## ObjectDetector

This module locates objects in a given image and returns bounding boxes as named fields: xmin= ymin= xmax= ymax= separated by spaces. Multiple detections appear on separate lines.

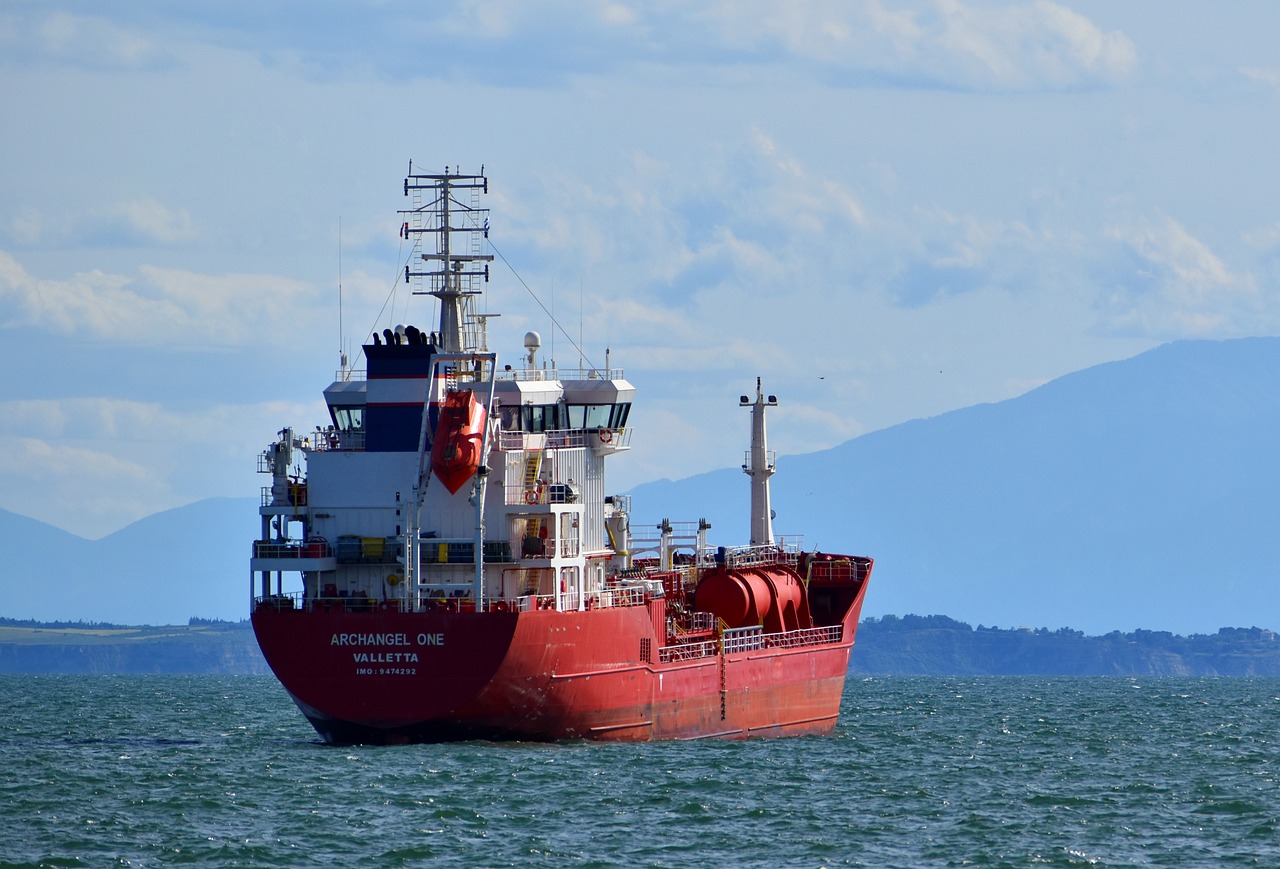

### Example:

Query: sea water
xmin=2 ymin=675 xmax=1278 ymax=867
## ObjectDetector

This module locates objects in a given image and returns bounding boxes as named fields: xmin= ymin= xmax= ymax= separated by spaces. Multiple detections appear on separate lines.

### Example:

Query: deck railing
xmin=766 ymin=624 xmax=843 ymax=648
xmin=310 ymin=430 xmax=366 ymax=452
xmin=596 ymin=584 xmax=648 ymax=608
xmin=718 ymin=541 xmax=802 ymax=569
xmin=251 ymin=540 xmax=333 ymax=559
xmin=722 ymin=625 xmax=765 ymax=653
xmin=658 ymin=640 xmax=718 ymax=663
xmin=496 ymin=367 xmax=625 ymax=383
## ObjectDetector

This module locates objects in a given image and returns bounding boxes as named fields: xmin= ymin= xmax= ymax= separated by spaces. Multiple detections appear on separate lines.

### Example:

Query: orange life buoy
xmin=524 ymin=488 xmax=539 ymax=505
xmin=599 ymin=428 xmax=613 ymax=444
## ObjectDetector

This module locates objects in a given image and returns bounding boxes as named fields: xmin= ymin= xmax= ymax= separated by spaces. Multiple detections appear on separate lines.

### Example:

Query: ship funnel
xmin=742 ymin=378 xmax=777 ymax=546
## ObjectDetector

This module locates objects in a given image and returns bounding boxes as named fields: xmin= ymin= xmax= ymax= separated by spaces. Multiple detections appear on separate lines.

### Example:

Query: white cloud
xmin=696 ymin=0 xmax=1136 ymax=91
xmin=1101 ymin=215 xmax=1264 ymax=338
xmin=5 ymin=197 xmax=198 ymax=249
xmin=2 ymin=2 xmax=1135 ymax=92
xmin=0 ymin=9 xmax=175 ymax=70
xmin=3 ymin=1 xmax=1277 ymax=539
xmin=110 ymin=197 xmax=199 ymax=245
xmin=0 ymin=397 xmax=321 ymax=539
xmin=1240 ymin=66 xmax=1280 ymax=95
xmin=0 ymin=251 xmax=327 ymax=347
xmin=928 ymin=0 xmax=1136 ymax=89
xmin=1244 ymin=221 xmax=1280 ymax=252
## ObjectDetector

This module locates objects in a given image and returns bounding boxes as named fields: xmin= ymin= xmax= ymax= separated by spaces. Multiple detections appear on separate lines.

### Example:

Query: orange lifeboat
xmin=694 ymin=565 xmax=813 ymax=633
xmin=430 ymin=390 xmax=487 ymax=494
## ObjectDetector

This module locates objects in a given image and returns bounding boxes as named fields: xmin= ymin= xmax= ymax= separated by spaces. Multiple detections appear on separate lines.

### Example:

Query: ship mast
xmin=403 ymin=166 xmax=493 ymax=352
xmin=400 ymin=166 xmax=499 ymax=609
xmin=741 ymin=378 xmax=778 ymax=546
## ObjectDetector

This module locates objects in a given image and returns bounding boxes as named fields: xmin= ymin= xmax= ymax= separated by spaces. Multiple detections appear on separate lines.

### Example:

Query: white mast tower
xmin=741 ymin=378 xmax=778 ymax=546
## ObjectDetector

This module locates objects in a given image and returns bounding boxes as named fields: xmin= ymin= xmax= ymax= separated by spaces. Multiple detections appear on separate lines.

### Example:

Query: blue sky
xmin=2 ymin=1 xmax=1278 ymax=539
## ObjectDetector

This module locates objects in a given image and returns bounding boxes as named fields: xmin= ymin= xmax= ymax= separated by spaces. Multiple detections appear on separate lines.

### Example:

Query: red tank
xmin=694 ymin=564 xmax=812 ymax=633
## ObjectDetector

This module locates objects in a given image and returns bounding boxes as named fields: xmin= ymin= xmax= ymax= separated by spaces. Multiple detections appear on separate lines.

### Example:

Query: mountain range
xmin=2 ymin=337 xmax=1277 ymax=632
xmin=628 ymin=337 xmax=1280 ymax=636
xmin=0 ymin=497 xmax=260 ymax=625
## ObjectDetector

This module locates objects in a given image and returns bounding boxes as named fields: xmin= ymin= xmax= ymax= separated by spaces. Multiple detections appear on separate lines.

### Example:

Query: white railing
xmin=765 ymin=624 xmax=843 ymax=648
xmin=743 ymin=448 xmax=776 ymax=471
xmin=513 ymin=535 xmax=578 ymax=559
xmin=686 ymin=611 xmax=716 ymax=633
xmin=658 ymin=640 xmax=718 ymax=663
xmin=254 ymin=591 xmax=304 ymax=610
xmin=720 ymin=623 xmax=844 ymax=654
xmin=259 ymin=485 xmax=309 ymax=508
xmin=251 ymin=540 xmax=333 ymax=559
xmin=596 ymin=584 xmax=648 ymax=608
xmin=310 ymin=430 xmax=366 ymax=452
xmin=722 ymin=626 xmax=765 ymax=653
xmin=512 ymin=585 xmax=649 ymax=611
xmin=499 ymin=427 xmax=631 ymax=455
xmin=718 ymin=541 xmax=801 ymax=569
xmin=496 ymin=367 xmax=625 ymax=383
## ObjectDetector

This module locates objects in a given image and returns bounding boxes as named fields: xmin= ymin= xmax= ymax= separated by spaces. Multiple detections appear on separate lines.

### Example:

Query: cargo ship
xmin=249 ymin=166 xmax=872 ymax=743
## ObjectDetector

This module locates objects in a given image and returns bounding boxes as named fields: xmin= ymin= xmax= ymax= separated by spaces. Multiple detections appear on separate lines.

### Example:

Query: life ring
xmin=599 ymin=428 xmax=613 ymax=444
xmin=386 ymin=573 xmax=402 ymax=586
xmin=524 ymin=488 xmax=539 ymax=505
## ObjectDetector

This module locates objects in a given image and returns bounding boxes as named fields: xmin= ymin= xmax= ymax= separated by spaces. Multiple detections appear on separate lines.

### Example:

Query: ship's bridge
xmin=561 ymin=375 xmax=634 ymax=431
xmin=320 ymin=378 xmax=367 ymax=450
xmin=493 ymin=368 xmax=634 ymax=437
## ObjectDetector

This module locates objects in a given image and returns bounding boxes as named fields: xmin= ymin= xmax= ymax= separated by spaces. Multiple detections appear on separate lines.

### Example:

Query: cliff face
xmin=850 ymin=616 xmax=1280 ymax=676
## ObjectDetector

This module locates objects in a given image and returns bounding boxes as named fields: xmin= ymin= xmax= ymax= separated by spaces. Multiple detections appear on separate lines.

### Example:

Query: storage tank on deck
xmin=694 ymin=565 xmax=812 ymax=633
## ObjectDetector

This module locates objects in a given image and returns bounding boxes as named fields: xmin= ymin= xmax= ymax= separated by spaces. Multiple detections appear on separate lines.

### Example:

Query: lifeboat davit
xmin=694 ymin=564 xmax=813 ymax=633
xmin=430 ymin=390 xmax=487 ymax=494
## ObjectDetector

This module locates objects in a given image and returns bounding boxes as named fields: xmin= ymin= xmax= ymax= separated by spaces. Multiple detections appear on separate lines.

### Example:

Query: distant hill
xmin=3 ymin=338 xmax=1278 ymax=633
xmin=0 ymin=619 xmax=268 ymax=674
xmin=0 ymin=498 xmax=259 ymax=625
xmin=850 ymin=615 xmax=1280 ymax=676
xmin=629 ymin=338 xmax=1280 ymax=635
xmin=3 ymin=615 xmax=1277 ymax=677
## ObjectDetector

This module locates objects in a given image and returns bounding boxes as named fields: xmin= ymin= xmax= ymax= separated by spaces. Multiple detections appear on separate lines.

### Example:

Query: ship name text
xmin=330 ymin=632 xmax=445 ymax=647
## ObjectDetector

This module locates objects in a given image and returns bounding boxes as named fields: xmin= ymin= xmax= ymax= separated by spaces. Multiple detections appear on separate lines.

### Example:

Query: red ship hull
xmin=252 ymin=576 xmax=868 ymax=743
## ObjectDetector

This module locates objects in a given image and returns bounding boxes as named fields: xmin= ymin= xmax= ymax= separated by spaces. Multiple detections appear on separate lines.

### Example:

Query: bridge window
xmin=520 ymin=404 xmax=562 ymax=433
xmin=610 ymin=402 xmax=631 ymax=429
xmin=331 ymin=406 xmax=364 ymax=432
xmin=566 ymin=403 xmax=630 ymax=431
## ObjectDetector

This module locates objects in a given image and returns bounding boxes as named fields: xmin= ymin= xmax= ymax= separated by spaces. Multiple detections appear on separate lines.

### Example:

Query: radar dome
xmin=523 ymin=331 xmax=542 ymax=350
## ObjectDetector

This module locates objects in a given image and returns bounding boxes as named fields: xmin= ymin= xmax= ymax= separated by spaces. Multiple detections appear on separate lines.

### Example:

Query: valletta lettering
xmin=352 ymin=651 xmax=419 ymax=664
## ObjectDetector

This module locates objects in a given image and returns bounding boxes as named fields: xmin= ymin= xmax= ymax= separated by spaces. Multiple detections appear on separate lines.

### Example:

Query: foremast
xmin=741 ymin=378 xmax=777 ymax=546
